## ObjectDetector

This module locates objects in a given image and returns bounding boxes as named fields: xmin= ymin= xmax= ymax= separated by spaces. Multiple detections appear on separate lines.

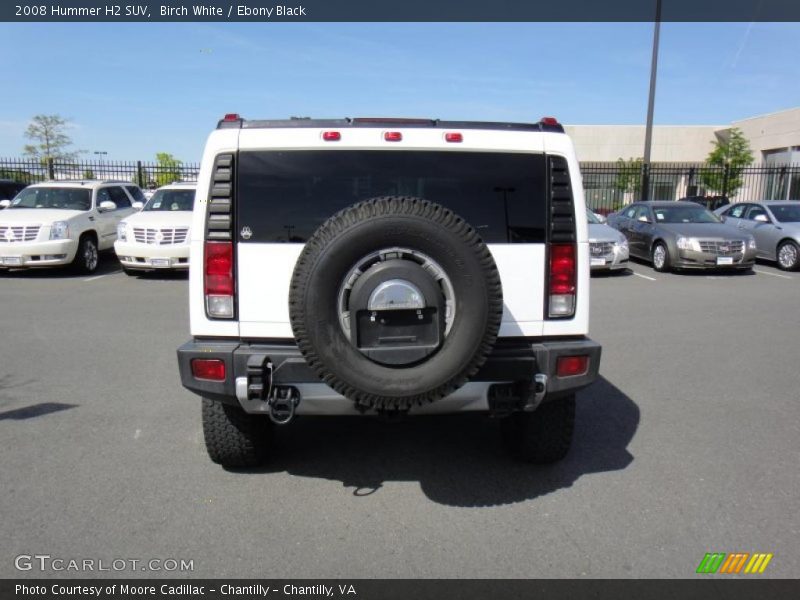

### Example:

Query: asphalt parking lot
xmin=1 ymin=255 xmax=798 ymax=579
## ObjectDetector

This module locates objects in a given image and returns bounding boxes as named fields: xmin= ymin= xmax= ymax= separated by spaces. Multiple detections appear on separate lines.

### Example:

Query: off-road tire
xmin=72 ymin=234 xmax=99 ymax=274
xmin=202 ymin=398 xmax=272 ymax=468
xmin=501 ymin=394 xmax=576 ymax=464
xmin=289 ymin=196 xmax=503 ymax=411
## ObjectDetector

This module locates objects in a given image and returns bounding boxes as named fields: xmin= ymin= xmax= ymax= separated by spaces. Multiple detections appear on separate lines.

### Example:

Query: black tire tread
xmin=502 ymin=394 xmax=575 ymax=464
xmin=289 ymin=196 xmax=503 ymax=411
xmin=201 ymin=398 xmax=271 ymax=468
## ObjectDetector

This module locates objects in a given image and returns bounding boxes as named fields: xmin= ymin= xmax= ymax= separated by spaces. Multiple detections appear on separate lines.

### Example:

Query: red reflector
xmin=322 ymin=131 xmax=341 ymax=141
xmin=384 ymin=131 xmax=402 ymax=142
xmin=549 ymin=244 xmax=576 ymax=295
xmin=191 ymin=358 xmax=226 ymax=381
xmin=557 ymin=355 xmax=589 ymax=377
xmin=223 ymin=113 xmax=241 ymax=122
xmin=205 ymin=241 xmax=233 ymax=295
xmin=540 ymin=116 xmax=559 ymax=126
xmin=444 ymin=132 xmax=463 ymax=143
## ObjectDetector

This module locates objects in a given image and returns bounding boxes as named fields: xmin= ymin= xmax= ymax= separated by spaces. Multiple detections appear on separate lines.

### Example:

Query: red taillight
xmin=223 ymin=113 xmax=241 ymax=122
xmin=444 ymin=132 xmax=463 ymax=143
xmin=540 ymin=116 xmax=559 ymax=126
xmin=322 ymin=131 xmax=341 ymax=141
xmin=205 ymin=241 xmax=234 ymax=318
xmin=205 ymin=241 xmax=233 ymax=294
xmin=548 ymin=243 xmax=576 ymax=318
xmin=556 ymin=355 xmax=589 ymax=378
xmin=384 ymin=131 xmax=403 ymax=142
xmin=191 ymin=358 xmax=226 ymax=381
xmin=550 ymin=244 xmax=576 ymax=295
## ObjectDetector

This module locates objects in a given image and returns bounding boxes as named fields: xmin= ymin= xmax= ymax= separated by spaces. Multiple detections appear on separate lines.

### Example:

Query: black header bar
xmin=3 ymin=0 xmax=800 ymax=23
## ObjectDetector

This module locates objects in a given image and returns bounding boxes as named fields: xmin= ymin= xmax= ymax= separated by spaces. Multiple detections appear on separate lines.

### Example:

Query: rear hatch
xmin=233 ymin=129 xmax=555 ymax=339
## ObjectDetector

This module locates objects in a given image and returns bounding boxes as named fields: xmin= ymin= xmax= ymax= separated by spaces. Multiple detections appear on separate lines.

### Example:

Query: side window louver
xmin=549 ymin=156 xmax=576 ymax=243
xmin=206 ymin=154 xmax=234 ymax=241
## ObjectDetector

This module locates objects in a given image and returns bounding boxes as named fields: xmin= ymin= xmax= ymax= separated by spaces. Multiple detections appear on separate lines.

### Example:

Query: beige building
xmin=565 ymin=107 xmax=800 ymax=204
xmin=565 ymin=106 xmax=800 ymax=164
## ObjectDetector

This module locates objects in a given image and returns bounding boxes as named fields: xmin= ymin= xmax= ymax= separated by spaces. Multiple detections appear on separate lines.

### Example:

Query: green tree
xmin=23 ymin=114 xmax=82 ymax=162
xmin=614 ymin=157 xmax=643 ymax=195
xmin=154 ymin=152 xmax=183 ymax=186
xmin=82 ymin=169 xmax=95 ymax=179
xmin=699 ymin=128 xmax=753 ymax=197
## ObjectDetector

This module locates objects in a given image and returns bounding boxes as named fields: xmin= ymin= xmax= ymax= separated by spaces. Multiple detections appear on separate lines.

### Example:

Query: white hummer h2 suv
xmin=177 ymin=114 xmax=601 ymax=467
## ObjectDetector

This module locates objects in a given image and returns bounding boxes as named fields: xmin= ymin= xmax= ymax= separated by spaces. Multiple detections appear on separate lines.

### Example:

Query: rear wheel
xmin=501 ymin=394 xmax=575 ymax=464
xmin=776 ymin=240 xmax=800 ymax=271
xmin=652 ymin=242 xmax=670 ymax=272
xmin=72 ymin=235 xmax=99 ymax=273
xmin=202 ymin=398 xmax=272 ymax=468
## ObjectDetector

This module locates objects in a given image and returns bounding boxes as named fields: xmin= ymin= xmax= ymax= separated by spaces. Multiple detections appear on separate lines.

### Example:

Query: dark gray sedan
xmin=606 ymin=201 xmax=757 ymax=272
xmin=715 ymin=201 xmax=800 ymax=271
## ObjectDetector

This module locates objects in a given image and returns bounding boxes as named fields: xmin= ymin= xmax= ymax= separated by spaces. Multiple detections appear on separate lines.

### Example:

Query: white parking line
xmin=83 ymin=270 xmax=121 ymax=282
xmin=631 ymin=272 xmax=657 ymax=281
xmin=754 ymin=269 xmax=793 ymax=280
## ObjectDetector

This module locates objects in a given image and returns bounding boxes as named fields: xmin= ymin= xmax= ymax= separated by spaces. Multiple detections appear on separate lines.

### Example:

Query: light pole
xmin=641 ymin=0 xmax=662 ymax=202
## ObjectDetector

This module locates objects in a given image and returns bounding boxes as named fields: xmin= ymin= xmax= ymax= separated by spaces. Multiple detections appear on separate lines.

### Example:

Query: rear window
xmin=770 ymin=204 xmax=800 ymax=223
xmin=236 ymin=150 xmax=547 ymax=243
xmin=0 ymin=183 xmax=24 ymax=200
xmin=125 ymin=186 xmax=146 ymax=202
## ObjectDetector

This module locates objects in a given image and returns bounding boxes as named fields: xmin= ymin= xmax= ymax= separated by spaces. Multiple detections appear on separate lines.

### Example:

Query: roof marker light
xmin=444 ymin=132 xmax=463 ymax=143
xmin=223 ymin=113 xmax=241 ymax=122
xmin=322 ymin=131 xmax=341 ymax=141
xmin=384 ymin=131 xmax=403 ymax=142
xmin=540 ymin=116 xmax=559 ymax=126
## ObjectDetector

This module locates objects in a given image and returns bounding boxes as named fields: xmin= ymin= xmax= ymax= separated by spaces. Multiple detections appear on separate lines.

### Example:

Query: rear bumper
xmin=177 ymin=337 xmax=602 ymax=415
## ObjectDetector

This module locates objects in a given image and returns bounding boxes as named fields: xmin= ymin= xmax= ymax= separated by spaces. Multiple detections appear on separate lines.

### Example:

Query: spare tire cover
xmin=289 ymin=196 xmax=503 ymax=410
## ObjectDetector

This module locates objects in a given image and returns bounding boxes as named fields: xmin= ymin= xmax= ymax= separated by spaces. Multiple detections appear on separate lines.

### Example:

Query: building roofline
xmin=731 ymin=106 xmax=800 ymax=124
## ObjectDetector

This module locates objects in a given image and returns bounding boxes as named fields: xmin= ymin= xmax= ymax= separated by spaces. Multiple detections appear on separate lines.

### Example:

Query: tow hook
xmin=524 ymin=374 xmax=548 ymax=412
xmin=268 ymin=387 xmax=299 ymax=425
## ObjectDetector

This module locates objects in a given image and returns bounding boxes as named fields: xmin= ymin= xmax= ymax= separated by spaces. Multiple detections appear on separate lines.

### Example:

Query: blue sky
xmin=1 ymin=22 xmax=798 ymax=162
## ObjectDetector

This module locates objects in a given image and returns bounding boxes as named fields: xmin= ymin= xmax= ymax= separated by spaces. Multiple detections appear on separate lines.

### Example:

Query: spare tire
xmin=289 ymin=196 xmax=503 ymax=411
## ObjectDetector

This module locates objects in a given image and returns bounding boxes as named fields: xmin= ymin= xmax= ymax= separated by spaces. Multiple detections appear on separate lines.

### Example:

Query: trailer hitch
xmin=267 ymin=386 xmax=299 ymax=425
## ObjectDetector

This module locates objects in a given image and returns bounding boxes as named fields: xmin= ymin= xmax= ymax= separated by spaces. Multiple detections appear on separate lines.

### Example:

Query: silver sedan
xmin=588 ymin=210 xmax=629 ymax=271
xmin=715 ymin=201 xmax=800 ymax=271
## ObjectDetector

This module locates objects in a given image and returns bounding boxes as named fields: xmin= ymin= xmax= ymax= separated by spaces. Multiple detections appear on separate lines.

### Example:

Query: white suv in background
xmin=0 ymin=180 xmax=141 ymax=273
xmin=115 ymin=182 xmax=196 ymax=273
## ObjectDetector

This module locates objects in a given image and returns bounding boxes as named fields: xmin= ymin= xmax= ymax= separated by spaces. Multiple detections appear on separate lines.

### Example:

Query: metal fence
xmin=582 ymin=162 xmax=800 ymax=215
xmin=0 ymin=157 xmax=200 ymax=189
xmin=2 ymin=157 xmax=799 ymax=215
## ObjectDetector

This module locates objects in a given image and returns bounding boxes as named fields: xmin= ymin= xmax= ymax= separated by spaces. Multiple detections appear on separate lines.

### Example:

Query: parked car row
xmin=602 ymin=200 xmax=800 ymax=273
xmin=0 ymin=179 xmax=194 ymax=274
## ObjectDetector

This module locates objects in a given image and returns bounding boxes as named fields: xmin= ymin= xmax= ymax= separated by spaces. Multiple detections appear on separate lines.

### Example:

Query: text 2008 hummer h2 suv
xmin=177 ymin=114 xmax=601 ymax=467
